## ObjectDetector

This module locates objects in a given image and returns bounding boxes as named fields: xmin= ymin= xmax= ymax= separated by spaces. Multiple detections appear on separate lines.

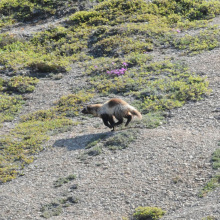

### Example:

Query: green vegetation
xmin=40 ymin=196 xmax=78 ymax=219
xmin=84 ymin=59 xmax=210 ymax=113
xmin=198 ymin=175 xmax=220 ymax=197
xmin=202 ymin=216 xmax=217 ymax=220
xmin=133 ymin=206 xmax=166 ymax=220
xmin=0 ymin=0 xmax=79 ymax=28
xmin=173 ymin=27 xmax=220 ymax=55
xmin=4 ymin=75 xmax=39 ymax=93
xmin=172 ymin=176 xmax=182 ymax=184
xmin=0 ymin=89 xmax=95 ymax=183
xmin=1 ymin=0 xmax=220 ymax=72
xmin=54 ymin=91 xmax=94 ymax=117
xmin=0 ymin=116 xmax=73 ymax=183
xmin=0 ymin=78 xmax=3 ymax=91
xmin=86 ymin=133 xmax=108 ymax=149
xmin=83 ymin=131 xmax=137 ymax=158
xmin=86 ymin=145 xmax=102 ymax=156
xmin=0 ymin=93 xmax=24 ymax=124
xmin=152 ymin=0 xmax=220 ymax=20
xmin=131 ymin=112 xmax=164 ymax=128
xmin=0 ymin=75 xmax=39 ymax=126
xmin=53 ymin=174 xmax=76 ymax=187
xmin=212 ymin=148 xmax=220 ymax=170
xmin=1 ymin=0 xmax=218 ymax=183
xmin=105 ymin=131 xmax=137 ymax=150
xmin=41 ymin=201 xmax=62 ymax=219
xmin=0 ymin=74 xmax=39 ymax=127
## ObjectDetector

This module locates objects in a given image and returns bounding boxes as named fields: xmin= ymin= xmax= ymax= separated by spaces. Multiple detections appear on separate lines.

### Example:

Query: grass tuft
xmin=133 ymin=206 xmax=166 ymax=220
xmin=53 ymin=174 xmax=76 ymax=188
xmin=198 ymin=175 xmax=220 ymax=197
xmin=212 ymin=148 xmax=220 ymax=170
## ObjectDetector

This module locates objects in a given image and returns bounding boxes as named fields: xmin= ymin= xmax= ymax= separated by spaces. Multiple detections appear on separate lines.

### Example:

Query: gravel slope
xmin=1 ymin=13 xmax=220 ymax=220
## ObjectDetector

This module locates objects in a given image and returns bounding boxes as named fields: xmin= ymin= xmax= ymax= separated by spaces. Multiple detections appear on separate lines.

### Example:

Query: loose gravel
xmin=1 ymin=14 xmax=220 ymax=220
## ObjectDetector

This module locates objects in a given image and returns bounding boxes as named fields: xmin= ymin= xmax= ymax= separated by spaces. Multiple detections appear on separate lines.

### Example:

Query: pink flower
xmin=122 ymin=62 xmax=128 ymax=66
xmin=112 ymin=62 xmax=115 ymax=65
xmin=107 ymin=67 xmax=127 ymax=76
xmin=176 ymin=29 xmax=181 ymax=33
xmin=94 ymin=66 xmax=98 ymax=68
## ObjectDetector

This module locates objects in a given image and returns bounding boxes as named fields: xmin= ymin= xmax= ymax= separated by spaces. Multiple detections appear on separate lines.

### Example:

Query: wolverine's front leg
xmin=101 ymin=114 xmax=112 ymax=129
xmin=108 ymin=116 xmax=115 ymax=131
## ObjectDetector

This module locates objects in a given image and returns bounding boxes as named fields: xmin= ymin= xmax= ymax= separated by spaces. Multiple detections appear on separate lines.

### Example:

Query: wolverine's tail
xmin=127 ymin=105 xmax=142 ymax=119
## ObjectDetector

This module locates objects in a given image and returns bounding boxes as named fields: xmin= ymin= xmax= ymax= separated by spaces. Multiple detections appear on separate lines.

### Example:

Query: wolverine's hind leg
xmin=124 ymin=114 xmax=132 ymax=126
xmin=113 ymin=118 xmax=123 ymax=127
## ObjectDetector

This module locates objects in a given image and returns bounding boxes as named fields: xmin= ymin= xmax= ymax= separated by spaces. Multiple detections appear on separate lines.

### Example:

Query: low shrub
xmin=212 ymin=148 xmax=220 ymax=169
xmin=5 ymin=76 xmax=39 ymax=93
xmin=0 ymin=93 xmax=24 ymax=123
xmin=53 ymin=174 xmax=76 ymax=187
xmin=133 ymin=206 xmax=166 ymax=220
xmin=198 ymin=175 xmax=220 ymax=197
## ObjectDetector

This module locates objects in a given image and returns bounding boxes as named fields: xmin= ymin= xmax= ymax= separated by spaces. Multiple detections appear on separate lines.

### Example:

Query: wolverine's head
xmin=81 ymin=105 xmax=92 ymax=114
xmin=81 ymin=104 xmax=102 ymax=116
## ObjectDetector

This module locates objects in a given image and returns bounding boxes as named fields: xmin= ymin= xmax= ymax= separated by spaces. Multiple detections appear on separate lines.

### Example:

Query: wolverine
xmin=81 ymin=98 xmax=142 ymax=131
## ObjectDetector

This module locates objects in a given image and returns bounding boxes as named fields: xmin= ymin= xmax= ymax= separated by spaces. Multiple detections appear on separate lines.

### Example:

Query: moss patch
xmin=1 ymin=0 xmax=220 ymax=72
xmin=0 ymin=117 xmax=73 ymax=183
xmin=54 ymin=91 xmax=94 ymax=117
xmin=0 ymin=0 xmax=80 ymax=28
xmin=86 ymin=133 xmax=108 ymax=149
xmin=53 ymin=174 xmax=76 ymax=188
xmin=0 ymin=93 xmax=24 ymax=124
xmin=202 ymin=216 xmax=217 ymax=220
xmin=4 ymin=76 xmax=39 ymax=93
xmin=212 ymin=148 xmax=220 ymax=170
xmin=41 ymin=196 xmax=78 ymax=219
xmin=84 ymin=59 xmax=210 ymax=113
xmin=133 ymin=206 xmax=166 ymax=220
xmin=0 ymin=89 xmax=95 ymax=183
xmin=173 ymin=27 xmax=220 ymax=55
xmin=105 ymin=131 xmax=137 ymax=150
xmin=83 ymin=130 xmax=137 ymax=158
xmin=198 ymin=174 xmax=220 ymax=197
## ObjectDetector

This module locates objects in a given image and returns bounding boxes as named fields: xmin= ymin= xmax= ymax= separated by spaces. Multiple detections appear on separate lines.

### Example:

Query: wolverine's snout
xmin=81 ymin=108 xmax=87 ymax=114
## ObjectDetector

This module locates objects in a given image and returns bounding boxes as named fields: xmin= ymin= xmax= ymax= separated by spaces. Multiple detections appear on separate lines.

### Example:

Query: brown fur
xmin=81 ymin=98 xmax=142 ymax=131
xmin=107 ymin=98 xmax=128 ymax=107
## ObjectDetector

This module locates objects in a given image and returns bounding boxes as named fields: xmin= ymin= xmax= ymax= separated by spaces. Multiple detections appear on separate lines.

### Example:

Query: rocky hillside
xmin=1 ymin=0 xmax=220 ymax=219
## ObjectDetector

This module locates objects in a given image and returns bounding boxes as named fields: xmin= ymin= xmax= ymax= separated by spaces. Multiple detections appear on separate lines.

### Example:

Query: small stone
xmin=67 ymin=196 xmax=79 ymax=203
xmin=70 ymin=184 xmax=78 ymax=190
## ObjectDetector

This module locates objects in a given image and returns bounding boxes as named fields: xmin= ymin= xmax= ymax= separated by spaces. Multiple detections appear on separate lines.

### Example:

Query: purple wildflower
xmin=94 ymin=66 xmax=98 ymax=68
xmin=107 ymin=67 xmax=127 ymax=76
xmin=122 ymin=62 xmax=128 ymax=66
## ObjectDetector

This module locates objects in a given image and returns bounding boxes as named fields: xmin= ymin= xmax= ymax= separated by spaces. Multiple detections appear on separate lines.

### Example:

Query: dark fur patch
xmin=108 ymin=98 xmax=127 ymax=108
